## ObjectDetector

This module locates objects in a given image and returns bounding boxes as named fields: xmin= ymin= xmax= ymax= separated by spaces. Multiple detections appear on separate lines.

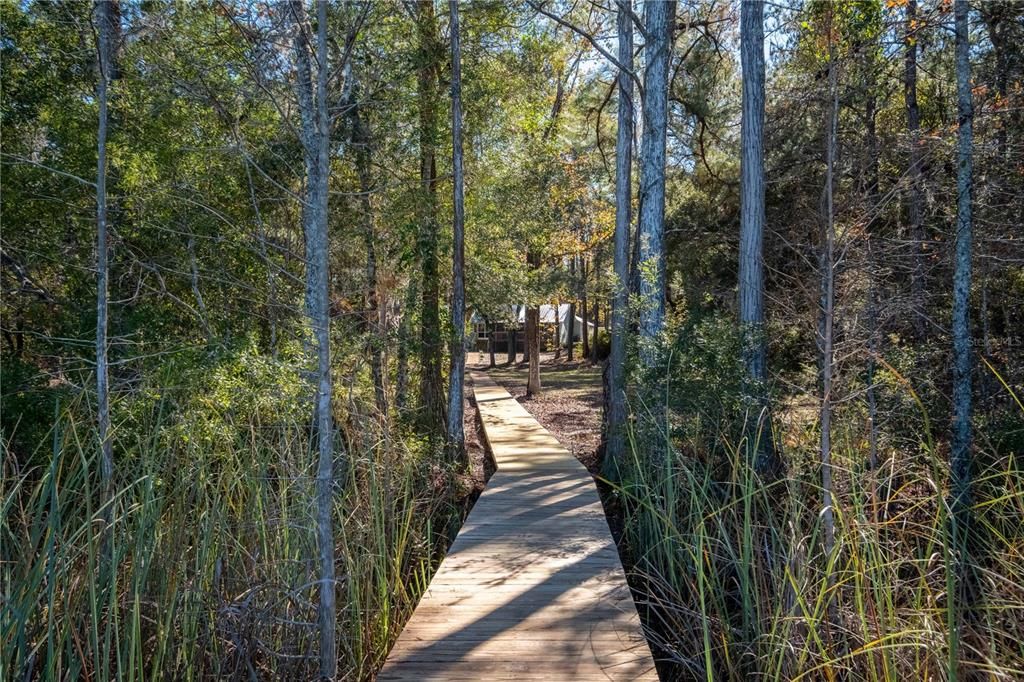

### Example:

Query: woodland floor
xmin=463 ymin=382 xmax=494 ymax=496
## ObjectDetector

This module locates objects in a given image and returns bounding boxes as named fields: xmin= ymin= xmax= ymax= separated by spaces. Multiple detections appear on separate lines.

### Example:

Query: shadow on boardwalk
xmin=377 ymin=372 xmax=656 ymax=681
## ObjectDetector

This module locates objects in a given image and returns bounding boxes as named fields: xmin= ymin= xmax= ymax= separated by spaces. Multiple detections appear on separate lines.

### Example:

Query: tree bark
xmin=416 ymin=0 xmax=446 ymax=440
xmin=508 ymin=312 xmax=517 ymax=365
xmin=605 ymin=0 xmax=634 ymax=479
xmin=866 ymin=282 xmax=880 ymax=472
xmin=446 ymin=0 xmax=466 ymax=462
xmin=951 ymin=0 xmax=973 ymax=526
xmin=567 ymin=257 xmax=576 ymax=361
xmin=94 ymin=0 xmax=117 ymax=564
xmin=636 ymin=0 xmax=675 ymax=366
xmin=739 ymin=0 xmax=778 ymax=475
xmin=488 ymin=319 xmax=496 ymax=368
xmin=581 ymin=257 xmax=590 ymax=360
xmin=290 ymin=2 xmax=337 ymax=675
xmin=819 ymin=24 xmax=839 ymax=630
xmin=553 ymin=299 xmax=562 ymax=360
xmin=526 ymin=305 xmax=541 ymax=395
xmin=591 ymin=252 xmax=601 ymax=362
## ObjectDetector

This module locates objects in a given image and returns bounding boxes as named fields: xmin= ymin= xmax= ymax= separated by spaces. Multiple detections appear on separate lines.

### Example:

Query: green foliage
xmin=613 ymin=332 xmax=1024 ymax=681
xmin=1 ymin=349 xmax=460 ymax=680
xmin=592 ymin=328 xmax=611 ymax=361
xmin=0 ymin=357 xmax=69 ymax=466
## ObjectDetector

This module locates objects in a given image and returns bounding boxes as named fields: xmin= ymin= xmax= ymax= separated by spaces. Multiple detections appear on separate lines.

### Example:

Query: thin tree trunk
xmin=446 ymin=0 xmax=466 ymax=462
xmin=491 ymin=319 xmax=499 ymax=366
xmin=416 ymin=0 xmax=445 ymax=440
xmin=951 ymin=0 xmax=973 ymax=529
xmin=739 ymin=0 xmax=777 ymax=475
xmin=347 ymin=68 xmax=387 ymax=417
xmin=629 ymin=192 xmax=643 ymax=304
xmin=94 ymin=0 xmax=116 ymax=564
xmin=980 ymin=268 xmax=991 ymax=412
xmin=567 ymin=257 xmax=576 ymax=361
xmin=527 ymin=305 xmax=541 ymax=395
xmin=523 ymin=302 xmax=532 ymax=364
xmin=819 ymin=27 xmax=839 ymax=630
xmin=396 ymin=279 xmax=418 ymax=413
xmin=508 ymin=312 xmax=517 ymax=365
xmin=581 ymin=259 xmax=590 ymax=360
xmin=290 ymin=2 xmax=337 ymax=675
xmin=591 ymin=252 xmax=601 ymax=362
xmin=187 ymin=236 xmax=212 ymax=342
xmin=552 ymin=299 xmax=560 ymax=360
xmin=905 ymin=0 xmax=926 ymax=339
xmin=606 ymin=0 xmax=633 ymax=479
xmin=636 ymin=0 xmax=675 ymax=365
xmin=866 ymin=282 xmax=880 ymax=472
xmin=864 ymin=41 xmax=881 ymax=475
xmin=865 ymin=94 xmax=879 ymax=200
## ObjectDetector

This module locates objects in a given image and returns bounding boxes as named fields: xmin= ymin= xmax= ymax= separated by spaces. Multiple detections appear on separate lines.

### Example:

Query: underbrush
xmin=1 ymin=345 xmax=462 ymax=680
xmin=612 ymin=317 xmax=1024 ymax=681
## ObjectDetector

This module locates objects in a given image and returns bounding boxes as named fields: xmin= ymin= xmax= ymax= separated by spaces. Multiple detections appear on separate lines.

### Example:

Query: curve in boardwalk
xmin=378 ymin=371 xmax=657 ymax=681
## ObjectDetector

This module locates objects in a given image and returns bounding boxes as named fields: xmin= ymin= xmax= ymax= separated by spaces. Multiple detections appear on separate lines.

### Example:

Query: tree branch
xmin=527 ymin=0 xmax=644 ymax=97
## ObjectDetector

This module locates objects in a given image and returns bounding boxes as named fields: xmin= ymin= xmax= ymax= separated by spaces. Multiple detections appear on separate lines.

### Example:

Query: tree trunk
xmin=346 ymin=69 xmax=387 ymax=417
xmin=416 ymin=0 xmax=445 ymax=440
xmin=488 ymin=320 xmax=496 ymax=368
xmin=290 ymin=2 xmax=337 ymax=675
xmin=591 ymin=252 xmax=601 ymax=362
xmin=523 ymin=303 xmax=531 ymax=364
xmin=94 ymin=0 xmax=117 ymax=563
xmin=508 ymin=315 xmax=517 ymax=365
xmin=864 ymin=36 xmax=881 ymax=475
xmin=446 ymin=0 xmax=466 ymax=462
xmin=581 ymin=257 xmax=590 ymax=360
xmin=527 ymin=305 xmax=541 ymax=395
xmin=951 ymin=0 xmax=974 ymax=527
xmin=866 ymin=282 xmax=880 ymax=472
xmin=187 ymin=236 xmax=212 ymax=341
xmin=636 ymin=0 xmax=675 ymax=366
xmin=567 ymin=257 xmax=576 ymax=361
xmin=396 ymin=279 xmax=417 ymax=414
xmin=739 ymin=0 xmax=778 ymax=475
xmin=905 ymin=0 xmax=926 ymax=339
xmin=566 ymin=302 xmax=575 ymax=360
xmin=819 ymin=27 xmax=839 ymax=630
xmin=605 ymin=0 xmax=634 ymax=479
xmin=553 ymin=299 xmax=561 ymax=360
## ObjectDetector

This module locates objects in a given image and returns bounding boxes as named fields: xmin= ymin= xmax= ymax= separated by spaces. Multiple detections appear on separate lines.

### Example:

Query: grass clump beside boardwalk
xmin=1 ymin=346 xmax=470 ymax=680
xmin=612 ymin=321 xmax=1024 ymax=681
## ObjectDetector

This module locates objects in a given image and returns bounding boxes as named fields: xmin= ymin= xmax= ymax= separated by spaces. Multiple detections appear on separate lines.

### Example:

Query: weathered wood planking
xmin=378 ymin=372 xmax=657 ymax=681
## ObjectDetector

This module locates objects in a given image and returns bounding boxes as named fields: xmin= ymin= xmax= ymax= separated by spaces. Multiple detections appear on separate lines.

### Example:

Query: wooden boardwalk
xmin=378 ymin=371 xmax=657 ymax=681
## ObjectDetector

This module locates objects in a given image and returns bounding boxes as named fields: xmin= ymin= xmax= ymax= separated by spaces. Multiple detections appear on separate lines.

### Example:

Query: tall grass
xmin=2 ymin=348 xmax=460 ymax=680
xmin=611 ymin=324 xmax=1024 ymax=681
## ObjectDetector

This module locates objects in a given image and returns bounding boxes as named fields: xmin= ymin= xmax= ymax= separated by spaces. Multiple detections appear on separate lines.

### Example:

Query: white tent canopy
xmin=470 ymin=304 xmax=595 ymax=345
xmin=520 ymin=304 xmax=594 ymax=344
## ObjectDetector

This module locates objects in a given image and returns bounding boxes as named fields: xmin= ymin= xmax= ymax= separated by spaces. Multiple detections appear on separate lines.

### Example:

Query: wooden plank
xmin=378 ymin=371 xmax=657 ymax=681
